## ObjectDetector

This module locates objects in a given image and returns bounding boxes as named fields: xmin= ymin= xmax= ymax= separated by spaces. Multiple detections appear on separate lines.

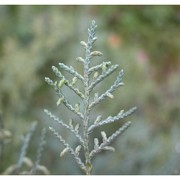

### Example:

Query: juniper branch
xmin=44 ymin=20 xmax=136 ymax=175
xmin=52 ymin=66 xmax=84 ymax=99
xmin=31 ymin=128 xmax=46 ymax=174
xmin=88 ymin=61 xmax=111 ymax=74
xmin=62 ymin=97 xmax=84 ymax=119
xmin=51 ymin=85 xmax=84 ymax=119
xmin=89 ymin=69 xmax=124 ymax=109
xmin=45 ymin=78 xmax=84 ymax=116
xmin=88 ymin=107 xmax=137 ymax=133
xmin=81 ymin=20 xmax=97 ymax=175
xmin=89 ymin=64 xmax=119 ymax=92
xmin=44 ymin=109 xmax=84 ymax=145
xmin=16 ymin=122 xmax=37 ymax=172
xmin=89 ymin=121 xmax=131 ymax=159
xmin=59 ymin=63 xmax=84 ymax=81
xmin=65 ymin=81 xmax=85 ymax=99
xmin=49 ymin=126 xmax=87 ymax=173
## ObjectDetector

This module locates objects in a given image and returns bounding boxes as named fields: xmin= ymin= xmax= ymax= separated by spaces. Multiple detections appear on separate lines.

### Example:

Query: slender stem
xmin=83 ymin=84 xmax=91 ymax=175
xmin=83 ymin=56 xmax=91 ymax=175
xmin=82 ymin=28 xmax=94 ymax=175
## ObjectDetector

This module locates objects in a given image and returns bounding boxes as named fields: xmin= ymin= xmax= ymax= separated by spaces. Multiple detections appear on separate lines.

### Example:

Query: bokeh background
xmin=0 ymin=5 xmax=180 ymax=175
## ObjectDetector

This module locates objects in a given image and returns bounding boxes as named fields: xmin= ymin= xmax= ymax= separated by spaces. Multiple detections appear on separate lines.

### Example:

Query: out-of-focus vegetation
xmin=0 ymin=5 xmax=180 ymax=175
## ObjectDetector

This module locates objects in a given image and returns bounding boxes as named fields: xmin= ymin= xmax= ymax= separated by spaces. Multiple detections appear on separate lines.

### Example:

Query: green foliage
xmin=99 ymin=6 xmax=180 ymax=81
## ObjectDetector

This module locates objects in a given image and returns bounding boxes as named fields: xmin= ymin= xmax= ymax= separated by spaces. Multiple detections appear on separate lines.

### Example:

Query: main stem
xmin=83 ymin=45 xmax=92 ymax=175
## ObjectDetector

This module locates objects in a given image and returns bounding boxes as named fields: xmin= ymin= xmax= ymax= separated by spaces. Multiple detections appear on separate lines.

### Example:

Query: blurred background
xmin=0 ymin=5 xmax=180 ymax=175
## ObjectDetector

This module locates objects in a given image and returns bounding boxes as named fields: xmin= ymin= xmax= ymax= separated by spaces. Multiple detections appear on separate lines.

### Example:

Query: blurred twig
xmin=15 ymin=122 xmax=37 ymax=174
xmin=0 ymin=113 xmax=12 ymax=162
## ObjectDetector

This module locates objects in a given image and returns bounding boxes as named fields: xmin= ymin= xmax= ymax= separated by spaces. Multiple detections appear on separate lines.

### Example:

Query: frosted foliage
xmin=44 ymin=20 xmax=136 ymax=175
